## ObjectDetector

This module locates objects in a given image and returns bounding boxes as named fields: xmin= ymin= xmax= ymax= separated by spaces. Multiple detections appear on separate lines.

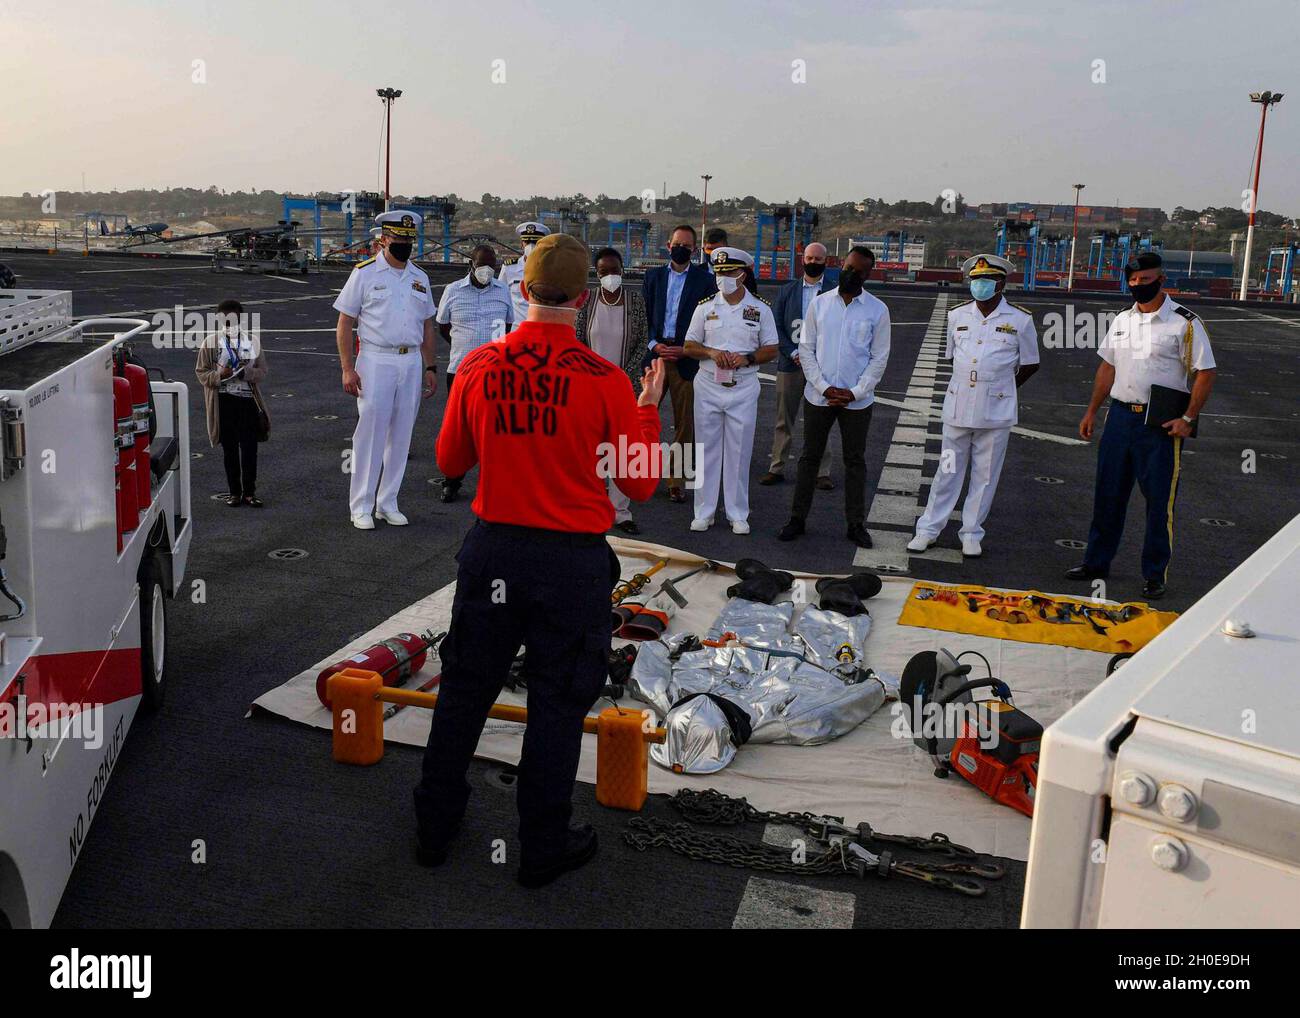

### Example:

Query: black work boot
xmin=844 ymin=571 xmax=883 ymax=600
xmin=518 ymin=825 xmax=599 ymax=888
xmin=728 ymin=558 xmax=795 ymax=604
xmin=815 ymin=577 xmax=868 ymax=618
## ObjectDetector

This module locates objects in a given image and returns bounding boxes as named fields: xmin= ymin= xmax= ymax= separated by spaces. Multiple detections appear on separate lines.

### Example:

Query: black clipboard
xmin=1145 ymin=384 xmax=1198 ymax=437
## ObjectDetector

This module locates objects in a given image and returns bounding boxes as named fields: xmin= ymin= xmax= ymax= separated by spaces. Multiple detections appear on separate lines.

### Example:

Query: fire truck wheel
xmin=138 ymin=555 xmax=168 ymax=711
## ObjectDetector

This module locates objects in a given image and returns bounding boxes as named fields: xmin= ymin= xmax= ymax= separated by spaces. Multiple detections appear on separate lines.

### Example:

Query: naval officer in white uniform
xmin=334 ymin=211 xmax=438 ymax=529
xmin=682 ymin=247 xmax=778 ymax=534
xmin=909 ymin=254 xmax=1039 ymax=558
xmin=497 ymin=221 xmax=551 ymax=330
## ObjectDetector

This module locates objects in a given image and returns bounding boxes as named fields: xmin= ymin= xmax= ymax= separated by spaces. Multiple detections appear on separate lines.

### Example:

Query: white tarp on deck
xmin=252 ymin=537 xmax=1115 ymax=861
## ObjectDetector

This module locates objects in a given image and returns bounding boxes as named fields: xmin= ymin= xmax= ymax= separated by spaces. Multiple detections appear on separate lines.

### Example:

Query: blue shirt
xmin=436 ymin=275 xmax=514 ymax=372
xmin=662 ymin=265 xmax=688 ymax=340
xmin=801 ymin=279 xmax=821 ymax=317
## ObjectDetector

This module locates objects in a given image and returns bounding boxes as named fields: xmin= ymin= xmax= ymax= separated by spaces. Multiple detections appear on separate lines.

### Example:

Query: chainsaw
xmin=898 ymin=648 xmax=1041 ymax=818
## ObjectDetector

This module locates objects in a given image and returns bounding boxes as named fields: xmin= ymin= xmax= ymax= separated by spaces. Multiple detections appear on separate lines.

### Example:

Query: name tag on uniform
xmin=995 ymin=324 xmax=1017 ymax=334
xmin=955 ymin=325 xmax=969 ymax=332
xmin=412 ymin=281 xmax=427 ymax=294
xmin=742 ymin=307 xmax=761 ymax=323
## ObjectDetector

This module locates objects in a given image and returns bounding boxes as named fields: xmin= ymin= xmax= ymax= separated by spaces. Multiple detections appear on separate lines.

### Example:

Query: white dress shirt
xmin=942 ymin=296 xmax=1039 ymax=428
xmin=497 ymin=258 xmax=528 ymax=327
xmin=1099 ymin=295 xmax=1215 ymax=404
xmin=684 ymin=289 xmax=778 ymax=383
xmin=798 ymin=288 xmax=892 ymax=409
xmin=333 ymin=253 xmax=436 ymax=348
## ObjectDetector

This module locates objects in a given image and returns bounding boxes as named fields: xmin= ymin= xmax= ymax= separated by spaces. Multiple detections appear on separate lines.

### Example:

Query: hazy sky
xmin=4 ymin=0 xmax=1297 ymax=214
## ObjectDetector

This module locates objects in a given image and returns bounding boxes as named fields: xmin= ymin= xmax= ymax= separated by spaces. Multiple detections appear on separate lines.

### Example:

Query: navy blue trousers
xmin=414 ymin=521 xmax=619 ymax=858
xmin=1083 ymin=404 xmax=1184 ymax=582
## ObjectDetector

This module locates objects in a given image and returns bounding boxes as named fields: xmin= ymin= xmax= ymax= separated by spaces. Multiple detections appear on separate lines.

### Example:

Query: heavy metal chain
xmin=625 ymin=790 xmax=1002 ymax=896
xmin=666 ymin=788 xmax=987 ymax=861
xmin=623 ymin=816 xmax=990 ymax=896
xmin=624 ymin=817 xmax=848 ymax=877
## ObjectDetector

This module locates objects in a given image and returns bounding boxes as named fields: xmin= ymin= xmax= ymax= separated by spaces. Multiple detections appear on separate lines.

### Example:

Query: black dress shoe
xmin=1142 ymin=578 xmax=1166 ymax=600
xmin=440 ymin=481 xmax=460 ymax=504
xmin=615 ymin=519 xmax=641 ymax=535
xmin=777 ymin=518 xmax=805 ymax=542
xmin=518 ymin=825 xmax=598 ymax=888
xmin=758 ymin=472 xmax=784 ymax=485
xmin=846 ymin=523 xmax=872 ymax=548
xmin=817 ymin=476 xmax=835 ymax=491
xmin=1064 ymin=564 xmax=1108 ymax=581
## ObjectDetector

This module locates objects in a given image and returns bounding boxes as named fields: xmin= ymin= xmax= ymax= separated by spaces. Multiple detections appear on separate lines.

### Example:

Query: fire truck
xmin=0 ymin=287 xmax=192 ymax=928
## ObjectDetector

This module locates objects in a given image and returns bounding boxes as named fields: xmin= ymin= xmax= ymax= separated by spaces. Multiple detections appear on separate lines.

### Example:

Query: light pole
xmin=376 ymin=87 xmax=403 ymax=208
xmin=1066 ymin=183 xmax=1085 ymax=291
xmin=1239 ymin=90 xmax=1283 ymax=301
xmin=700 ymin=174 xmax=712 ymax=262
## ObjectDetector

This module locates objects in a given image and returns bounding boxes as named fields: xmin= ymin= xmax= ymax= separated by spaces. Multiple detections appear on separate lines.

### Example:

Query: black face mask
xmin=803 ymin=262 xmax=825 ymax=279
xmin=388 ymin=242 xmax=413 ymax=262
xmin=1129 ymin=277 xmax=1162 ymax=303
xmin=670 ymin=244 xmax=692 ymax=265
xmin=839 ymin=267 xmax=865 ymax=294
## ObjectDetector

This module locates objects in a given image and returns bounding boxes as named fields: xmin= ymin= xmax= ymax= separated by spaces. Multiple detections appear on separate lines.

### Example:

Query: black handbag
xmin=252 ymin=389 xmax=270 ymax=442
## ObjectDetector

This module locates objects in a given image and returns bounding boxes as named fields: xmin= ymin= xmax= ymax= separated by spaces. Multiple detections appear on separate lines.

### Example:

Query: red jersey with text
xmin=436 ymin=320 xmax=662 ymax=532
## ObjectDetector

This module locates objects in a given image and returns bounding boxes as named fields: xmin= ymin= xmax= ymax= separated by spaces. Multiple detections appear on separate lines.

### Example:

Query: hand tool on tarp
xmin=611 ymin=558 xmax=668 ymax=605
xmin=655 ymin=559 xmax=719 ymax=608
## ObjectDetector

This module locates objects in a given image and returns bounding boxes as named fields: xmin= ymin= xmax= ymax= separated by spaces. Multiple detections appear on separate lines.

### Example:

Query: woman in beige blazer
xmin=195 ymin=299 xmax=270 ymax=507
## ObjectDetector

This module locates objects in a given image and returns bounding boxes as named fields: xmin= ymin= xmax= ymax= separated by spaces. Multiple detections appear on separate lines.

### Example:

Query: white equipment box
xmin=1022 ymin=513 xmax=1300 ymax=928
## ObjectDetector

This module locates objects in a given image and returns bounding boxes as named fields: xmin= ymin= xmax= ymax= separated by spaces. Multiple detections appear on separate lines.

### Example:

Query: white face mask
xmin=473 ymin=265 xmax=495 ymax=285
xmin=600 ymin=274 xmax=622 ymax=293
xmin=523 ymin=243 xmax=537 ymax=257
xmin=716 ymin=274 xmax=742 ymax=296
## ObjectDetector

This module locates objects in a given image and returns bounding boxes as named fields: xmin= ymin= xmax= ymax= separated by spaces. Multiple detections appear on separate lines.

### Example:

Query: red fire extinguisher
xmin=123 ymin=361 xmax=152 ymax=511
xmin=113 ymin=375 xmax=137 ymax=552
xmin=316 ymin=629 xmax=444 ymax=708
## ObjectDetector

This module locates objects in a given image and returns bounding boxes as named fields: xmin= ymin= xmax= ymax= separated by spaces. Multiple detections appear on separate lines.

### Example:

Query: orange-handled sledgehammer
xmin=328 ymin=669 xmax=665 ymax=811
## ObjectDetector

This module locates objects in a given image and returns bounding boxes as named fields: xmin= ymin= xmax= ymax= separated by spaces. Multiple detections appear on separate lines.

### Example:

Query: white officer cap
xmin=375 ymin=210 xmax=422 ymax=238
xmin=710 ymin=246 xmax=754 ymax=272
xmin=961 ymin=253 xmax=1014 ymax=278
xmin=516 ymin=221 xmax=551 ymax=241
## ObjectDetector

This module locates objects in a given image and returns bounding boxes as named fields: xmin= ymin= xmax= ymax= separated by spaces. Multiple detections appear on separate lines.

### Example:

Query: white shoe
xmin=376 ymin=509 xmax=409 ymax=526
xmin=907 ymin=534 xmax=934 ymax=553
xmin=690 ymin=516 xmax=714 ymax=532
xmin=351 ymin=513 xmax=375 ymax=530
xmin=730 ymin=520 xmax=750 ymax=535
xmin=961 ymin=537 xmax=983 ymax=557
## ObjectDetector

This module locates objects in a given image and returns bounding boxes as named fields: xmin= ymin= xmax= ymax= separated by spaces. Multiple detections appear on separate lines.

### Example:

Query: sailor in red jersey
xmin=414 ymin=233 xmax=666 ymax=887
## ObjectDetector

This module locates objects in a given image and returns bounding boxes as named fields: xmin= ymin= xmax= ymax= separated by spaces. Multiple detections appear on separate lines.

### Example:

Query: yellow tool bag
xmin=898 ymin=582 xmax=1178 ymax=653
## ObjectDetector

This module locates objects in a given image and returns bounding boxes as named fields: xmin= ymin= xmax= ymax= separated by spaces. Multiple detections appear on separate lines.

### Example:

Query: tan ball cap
xmin=523 ymin=233 xmax=589 ymax=301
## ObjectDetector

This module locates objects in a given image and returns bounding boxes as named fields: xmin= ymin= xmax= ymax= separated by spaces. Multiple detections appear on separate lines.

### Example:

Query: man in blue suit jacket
xmin=642 ymin=224 xmax=717 ymax=501
xmin=760 ymin=242 xmax=835 ymax=486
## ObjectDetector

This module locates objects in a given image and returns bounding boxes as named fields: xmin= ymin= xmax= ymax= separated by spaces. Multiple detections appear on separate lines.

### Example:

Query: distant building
xmin=851 ymin=236 xmax=927 ymax=271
